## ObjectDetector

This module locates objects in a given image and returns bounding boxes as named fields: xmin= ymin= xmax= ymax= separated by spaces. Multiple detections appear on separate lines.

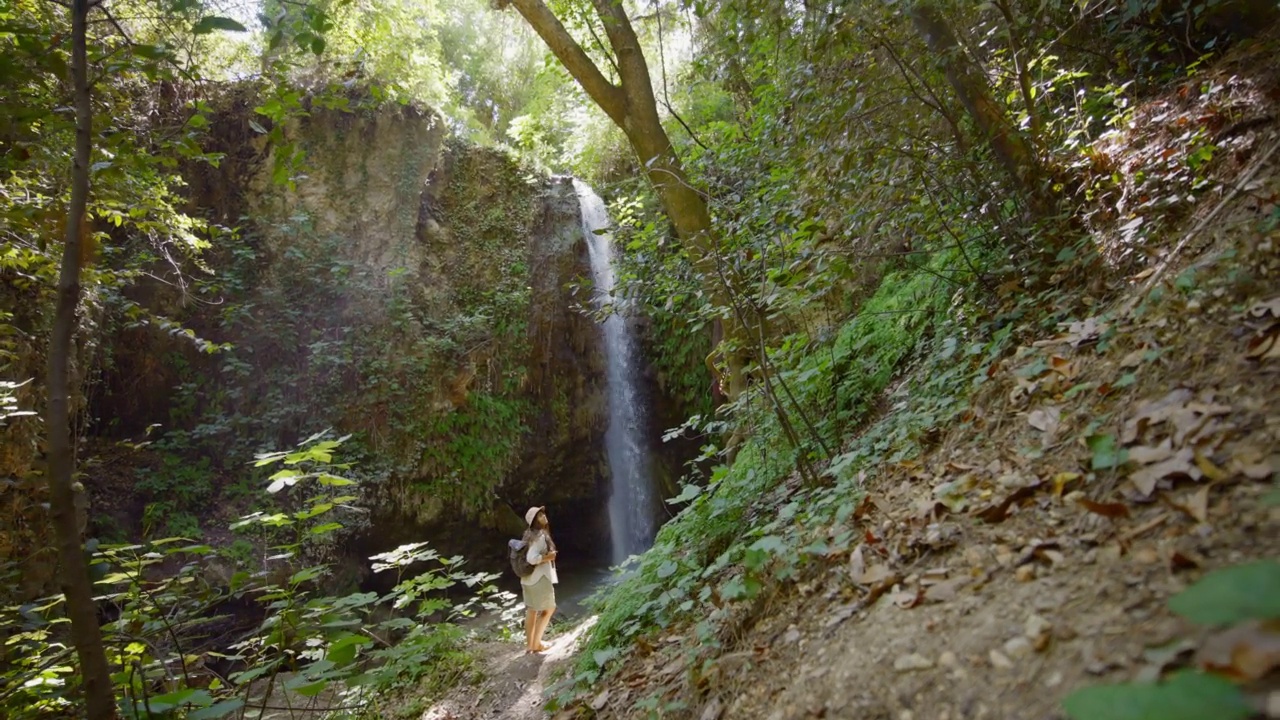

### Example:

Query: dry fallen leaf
xmin=1129 ymin=438 xmax=1175 ymax=465
xmin=924 ymin=576 xmax=971 ymax=603
xmin=1077 ymin=497 xmax=1132 ymax=518
xmin=591 ymin=690 xmax=611 ymax=711
xmin=1028 ymin=406 xmax=1062 ymax=443
xmin=891 ymin=585 xmax=923 ymax=609
xmin=849 ymin=544 xmax=866 ymax=580
xmin=1052 ymin=471 xmax=1082 ymax=499
xmin=1173 ymin=485 xmax=1211 ymax=523
xmin=1245 ymin=329 xmax=1280 ymax=360
xmin=1246 ymin=296 xmax=1280 ymax=320
xmin=1050 ymin=355 xmax=1078 ymax=379
xmin=1170 ymin=550 xmax=1202 ymax=572
xmin=1129 ymin=447 xmax=1200 ymax=496
xmin=1119 ymin=348 xmax=1147 ymax=368
xmin=860 ymin=564 xmax=892 ymax=586
xmin=1197 ymin=619 xmax=1280 ymax=681
xmin=1123 ymin=388 xmax=1195 ymax=443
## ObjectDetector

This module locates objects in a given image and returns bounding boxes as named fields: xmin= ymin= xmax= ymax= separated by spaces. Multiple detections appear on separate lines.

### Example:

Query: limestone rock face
xmin=85 ymin=97 xmax=612 ymax=574
xmin=245 ymin=107 xmax=611 ymax=560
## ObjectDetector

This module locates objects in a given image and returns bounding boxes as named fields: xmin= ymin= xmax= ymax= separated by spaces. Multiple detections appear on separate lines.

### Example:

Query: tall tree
xmin=45 ymin=0 xmax=117 ymax=716
xmin=909 ymin=1 xmax=1046 ymax=209
xmin=498 ymin=0 xmax=752 ymax=397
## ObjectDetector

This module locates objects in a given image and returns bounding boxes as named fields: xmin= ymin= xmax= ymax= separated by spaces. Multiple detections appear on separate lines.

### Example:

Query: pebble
xmin=988 ymin=649 xmax=1014 ymax=670
xmin=1003 ymin=637 xmax=1033 ymax=659
xmin=938 ymin=651 xmax=958 ymax=667
xmin=1134 ymin=547 xmax=1159 ymax=564
xmin=894 ymin=653 xmax=935 ymax=672
xmin=1015 ymin=565 xmax=1036 ymax=582
xmin=1025 ymin=614 xmax=1052 ymax=640
xmin=1044 ymin=671 xmax=1063 ymax=688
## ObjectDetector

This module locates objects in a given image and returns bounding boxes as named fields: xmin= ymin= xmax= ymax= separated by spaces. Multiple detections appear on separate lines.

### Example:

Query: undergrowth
xmin=560 ymin=241 xmax=1043 ymax=698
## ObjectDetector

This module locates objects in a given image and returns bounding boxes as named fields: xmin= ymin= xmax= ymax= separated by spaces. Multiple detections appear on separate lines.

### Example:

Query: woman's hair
xmin=522 ymin=516 xmax=555 ymax=553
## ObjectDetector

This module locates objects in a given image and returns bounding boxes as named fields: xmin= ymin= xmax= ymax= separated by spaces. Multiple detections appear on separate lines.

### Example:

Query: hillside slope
xmin=574 ymin=35 xmax=1280 ymax=720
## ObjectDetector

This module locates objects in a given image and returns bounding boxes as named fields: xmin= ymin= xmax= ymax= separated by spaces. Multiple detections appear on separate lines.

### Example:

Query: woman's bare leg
xmin=525 ymin=609 xmax=537 ymax=652
xmin=533 ymin=608 xmax=556 ymax=651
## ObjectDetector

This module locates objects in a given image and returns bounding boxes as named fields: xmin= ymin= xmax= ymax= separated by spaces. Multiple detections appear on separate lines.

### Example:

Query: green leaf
xmin=131 ymin=44 xmax=167 ymax=60
xmin=189 ymin=699 xmax=245 ymax=719
xmin=291 ymin=680 xmax=330 ymax=697
xmin=667 ymin=482 xmax=701 ymax=504
xmin=1167 ymin=560 xmax=1280 ymax=626
xmin=592 ymin=647 xmax=619 ymax=669
xmin=720 ymin=576 xmax=748 ymax=600
xmin=310 ymin=36 xmax=325 ymax=55
xmin=1087 ymin=433 xmax=1126 ymax=470
xmin=192 ymin=16 xmax=247 ymax=34
xmin=326 ymin=633 xmax=372 ymax=665
xmin=1062 ymin=671 xmax=1249 ymax=720
xmin=656 ymin=560 xmax=678 ymax=579
xmin=290 ymin=566 xmax=325 ymax=585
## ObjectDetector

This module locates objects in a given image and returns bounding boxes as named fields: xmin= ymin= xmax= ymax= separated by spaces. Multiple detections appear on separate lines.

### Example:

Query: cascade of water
xmin=573 ymin=179 xmax=656 ymax=566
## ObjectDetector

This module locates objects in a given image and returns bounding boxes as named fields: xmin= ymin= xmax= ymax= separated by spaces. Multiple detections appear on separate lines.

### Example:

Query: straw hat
xmin=524 ymin=506 xmax=545 ymax=526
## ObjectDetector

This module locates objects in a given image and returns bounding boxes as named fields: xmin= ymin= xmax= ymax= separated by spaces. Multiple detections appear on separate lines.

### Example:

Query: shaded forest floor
xmin=418 ymin=32 xmax=1280 ymax=720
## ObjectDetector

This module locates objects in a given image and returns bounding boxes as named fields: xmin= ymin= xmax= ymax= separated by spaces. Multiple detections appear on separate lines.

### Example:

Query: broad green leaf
xmin=667 ymin=483 xmax=701 ymax=504
xmin=192 ymin=16 xmax=247 ymax=34
xmin=131 ymin=44 xmax=167 ymax=60
xmin=326 ymin=633 xmax=372 ymax=665
xmin=1087 ymin=433 xmax=1126 ymax=470
xmin=592 ymin=647 xmax=619 ymax=669
xmin=189 ymin=699 xmax=245 ymax=719
xmin=1167 ymin=560 xmax=1280 ymax=626
xmin=656 ymin=560 xmax=678 ymax=579
xmin=290 ymin=566 xmax=325 ymax=585
xmin=1062 ymin=671 xmax=1248 ymax=720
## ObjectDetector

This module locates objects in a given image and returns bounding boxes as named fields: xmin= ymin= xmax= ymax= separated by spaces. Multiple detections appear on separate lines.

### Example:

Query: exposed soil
xmin=419 ymin=618 xmax=597 ymax=720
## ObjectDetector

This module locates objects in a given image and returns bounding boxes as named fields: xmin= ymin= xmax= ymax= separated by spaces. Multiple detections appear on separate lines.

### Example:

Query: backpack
xmin=508 ymin=538 xmax=535 ymax=578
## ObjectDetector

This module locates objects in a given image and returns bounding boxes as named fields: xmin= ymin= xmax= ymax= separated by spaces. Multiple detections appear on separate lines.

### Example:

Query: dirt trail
xmin=421 ymin=618 xmax=596 ymax=720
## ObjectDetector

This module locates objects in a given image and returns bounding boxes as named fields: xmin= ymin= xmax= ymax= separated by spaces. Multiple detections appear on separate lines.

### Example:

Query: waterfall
xmin=573 ymin=179 xmax=657 ymax=566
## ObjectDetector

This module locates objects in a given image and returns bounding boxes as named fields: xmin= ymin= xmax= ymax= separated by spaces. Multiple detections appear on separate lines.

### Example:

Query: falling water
xmin=573 ymin=179 xmax=656 ymax=565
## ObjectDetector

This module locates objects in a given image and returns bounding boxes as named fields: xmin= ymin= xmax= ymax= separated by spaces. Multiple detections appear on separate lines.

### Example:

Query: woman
xmin=521 ymin=506 xmax=558 ymax=653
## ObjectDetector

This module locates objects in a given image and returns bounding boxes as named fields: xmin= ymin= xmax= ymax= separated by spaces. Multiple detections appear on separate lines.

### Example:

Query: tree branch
xmin=590 ymin=0 xmax=653 ymax=105
xmin=504 ymin=0 xmax=627 ymax=125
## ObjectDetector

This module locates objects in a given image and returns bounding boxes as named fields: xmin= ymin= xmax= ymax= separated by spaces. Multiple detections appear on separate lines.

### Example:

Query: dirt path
xmin=421 ymin=617 xmax=596 ymax=720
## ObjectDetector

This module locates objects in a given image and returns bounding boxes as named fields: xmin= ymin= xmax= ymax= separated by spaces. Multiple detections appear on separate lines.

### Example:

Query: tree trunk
xmin=909 ymin=1 xmax=1043 ymax=205
xmin=47 ymin=0 xmax=116 ymax=717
